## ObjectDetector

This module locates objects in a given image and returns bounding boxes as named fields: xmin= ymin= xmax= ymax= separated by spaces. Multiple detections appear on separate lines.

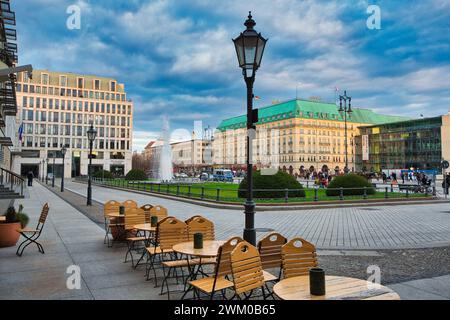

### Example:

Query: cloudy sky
xmin=14 ymin=0 xmax=450 ymax=151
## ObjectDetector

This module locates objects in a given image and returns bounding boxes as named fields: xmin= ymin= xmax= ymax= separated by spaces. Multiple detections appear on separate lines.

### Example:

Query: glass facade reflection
xmin=355 ymin=117 xmax=443 ymax=172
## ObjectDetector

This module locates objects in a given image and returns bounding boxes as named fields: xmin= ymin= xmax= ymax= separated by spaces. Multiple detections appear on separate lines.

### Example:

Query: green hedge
xmin=125 ymin=169 xmax=147 ymax=181
xmin=326 ymin=174 xmax=375 ymax=196
xmin=93 ymin=170 xmax=113 ymax=179
xmin=238 ymin=170 xmax=305 ymax=199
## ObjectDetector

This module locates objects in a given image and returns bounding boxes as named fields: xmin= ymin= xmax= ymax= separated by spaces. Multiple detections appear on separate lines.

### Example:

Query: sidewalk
xmin=0 ymin=181 xmax=448 ymax=300
xmin=0 ymin=182 xmax=166 ymax=300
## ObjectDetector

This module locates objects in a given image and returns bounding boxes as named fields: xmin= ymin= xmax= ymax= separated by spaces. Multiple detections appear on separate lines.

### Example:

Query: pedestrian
xmin=27 ymin=171 xmax=34 ymax=187
xmin=443 ymin=173 xmax=450 ymax=195
xmin=401 ymin=172 xmax=405 ymax=184
xmin=382 ymin=172 xmax=387 ymax=184
xmin=391 ymin=172 xmax=397 ymax=182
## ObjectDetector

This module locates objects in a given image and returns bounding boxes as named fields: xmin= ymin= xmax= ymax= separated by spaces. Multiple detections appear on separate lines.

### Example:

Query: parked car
xmin=200 ymin=172 xmax=213 ymax=181
xmin=213 ymin=169 xmax=233 ymax=182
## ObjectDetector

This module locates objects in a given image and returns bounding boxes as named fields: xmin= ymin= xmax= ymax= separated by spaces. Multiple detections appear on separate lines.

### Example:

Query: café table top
xmin=173 ymin=240 xmax=225 ymax=258
xmin=0 ymin=216 xmax=5 ymax=222
xmin=106 ymin=212 xmax=124 ymax=218
xmin=273 ymin=275 xmax=400 ymax=300
xmin=133 ymin=223 xmax=156 ymax=232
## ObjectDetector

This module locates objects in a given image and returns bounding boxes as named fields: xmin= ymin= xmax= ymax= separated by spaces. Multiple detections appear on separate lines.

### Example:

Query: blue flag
xmin=18 ymin=122 xmax=23 ymax=141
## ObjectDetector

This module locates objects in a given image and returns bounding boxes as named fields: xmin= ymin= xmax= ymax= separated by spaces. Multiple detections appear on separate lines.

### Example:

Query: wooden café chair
xmin=281 ymin=237 xmax=318 ymax=279
xmin=16 ymin=203 xmax=49 ymax=257
xmin=124 ymin=208 xmax=147 ymax=267
xmin=103 ymin=200 xmax=122 ymax=247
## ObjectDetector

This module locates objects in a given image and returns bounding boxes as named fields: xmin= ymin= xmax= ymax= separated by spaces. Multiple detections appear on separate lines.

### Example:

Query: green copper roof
xmin=217 ymin=99 xmax=410 ymax=131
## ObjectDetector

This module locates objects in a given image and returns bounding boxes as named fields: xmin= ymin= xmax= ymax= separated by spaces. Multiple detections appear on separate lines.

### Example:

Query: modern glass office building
xmin=355 ymin=116 xmax=450 ymax=172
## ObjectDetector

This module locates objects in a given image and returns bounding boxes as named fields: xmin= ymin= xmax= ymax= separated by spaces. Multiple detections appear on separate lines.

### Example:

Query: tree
xmin=132 ymin=152 xmax=150 ymax=173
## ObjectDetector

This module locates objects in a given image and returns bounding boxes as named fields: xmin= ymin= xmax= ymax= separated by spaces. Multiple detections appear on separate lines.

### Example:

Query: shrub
xmin=238 ymin=170 xmax=305 ymax=199
xmin=326 ymin=174 xmax=375 ymax=196
xmin=4 ymin=207 xmax=16 ymax=223
xmin=93 ymin=170 xmax=113 ymax=179
xmin=125 ymin=169 xmax=147 ymax=181
xmin=2 ymin=206 xmax=29 ymax=228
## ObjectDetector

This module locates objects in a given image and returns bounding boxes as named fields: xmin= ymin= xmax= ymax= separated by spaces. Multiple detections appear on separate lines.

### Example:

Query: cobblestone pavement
xmin=64 ymin=180 xmax=450 ymax=250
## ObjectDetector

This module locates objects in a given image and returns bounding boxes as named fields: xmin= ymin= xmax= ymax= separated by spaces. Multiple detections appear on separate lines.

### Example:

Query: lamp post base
xmin=243 ymin=200 xmax=256 ymax=246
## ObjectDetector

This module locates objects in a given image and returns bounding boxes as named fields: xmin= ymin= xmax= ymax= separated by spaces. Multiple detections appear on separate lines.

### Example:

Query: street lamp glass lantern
xmin=87 ymin=124 xmax=97 ymax=142
xmin=61 ymin=146 xmax=67 ymax=157
xmin=233 ymin=12 xmax=267 ymax=79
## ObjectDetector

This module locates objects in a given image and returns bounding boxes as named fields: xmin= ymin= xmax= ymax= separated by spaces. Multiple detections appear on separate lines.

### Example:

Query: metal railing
xmin=76 ymin=177 xmax=434 ymax=204
xmin=0 ymin=167 xmax=24 ymax=197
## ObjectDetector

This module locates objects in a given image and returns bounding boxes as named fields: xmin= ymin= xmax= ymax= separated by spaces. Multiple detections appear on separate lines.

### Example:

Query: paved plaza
xmin=0 ymin=181 xmax=449 ymax=300
xmin=64 ymin=180 xmax=450 ymax=250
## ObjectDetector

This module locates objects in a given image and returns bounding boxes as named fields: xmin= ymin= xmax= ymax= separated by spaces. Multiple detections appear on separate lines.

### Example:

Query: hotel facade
xmin=12 ymin=70 xmax=133 ymax=178
xmin=213 ymin=99 xmax=408 ymax=175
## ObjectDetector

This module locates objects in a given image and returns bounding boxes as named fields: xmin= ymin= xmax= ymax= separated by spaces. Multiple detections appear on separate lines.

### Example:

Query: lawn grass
xmin=97 ymin=179 xmax=430 ymax=204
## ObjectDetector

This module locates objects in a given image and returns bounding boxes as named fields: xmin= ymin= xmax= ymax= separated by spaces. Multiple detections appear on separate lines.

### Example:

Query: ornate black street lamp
xmin=86 ymin=124 xmax=97 ymax=206
xmin=41 ymin=159 xmax=44 ymax=182
xmin=52 ymin=152 xmax=55 ymax=187
xmin=61 ymin=146 xmax=67 ymax=192
xmin=339 ymin=91 xmax=352 ymax=174
xmin=233 ymin=12 xmax=267 ymax=245
xmin=45 ymin=158 xmax=49 ymax=184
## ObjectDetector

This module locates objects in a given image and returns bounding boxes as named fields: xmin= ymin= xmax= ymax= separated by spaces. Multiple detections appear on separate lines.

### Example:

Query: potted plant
xmin=0 ymin=205 xmax=29 ymax=248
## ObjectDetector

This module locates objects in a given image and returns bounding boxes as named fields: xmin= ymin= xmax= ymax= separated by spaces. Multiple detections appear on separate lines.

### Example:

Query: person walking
xmin=27 ymin=171 xmax=34 ymax=187
xmin=443 ymin=173 xmax=450 ymax=195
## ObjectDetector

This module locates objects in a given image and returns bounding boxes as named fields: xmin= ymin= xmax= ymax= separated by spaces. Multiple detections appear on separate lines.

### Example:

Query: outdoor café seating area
xmin=103 ymin=199 xmax=400 ymax=300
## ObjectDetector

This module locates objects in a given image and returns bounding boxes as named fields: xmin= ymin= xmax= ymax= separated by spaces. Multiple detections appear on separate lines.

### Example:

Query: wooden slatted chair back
xmin=230 ymin=241 xmax=265 ymax=295
xmin=140 ymin=204 xmax=153 ymax=223
xmin=257 ymin=232 xmax=287 ymax=270
xmin=104 ymin=200 xmax=121 ymax=217
xmin=122 ymin=200 xmax=138 ymax=210
xmin=184 ymin=215 xmax=202 ymax=224
xmin=281 ymin=238 xmax=318 ymax=278
xmin=38 ymin=203 xmax=50 ymax=225
xmin=186 ymin=216 xmax=215 ymax=241
xmin=149 ymin=205 xmax=168 ymax=222
xmin=124 ymin=208 xmax=146 ymax=230
xmin=215 ymin=237 xmax=243 ymax=277
xmin=156 ymin=217 xmax=187 ymax=251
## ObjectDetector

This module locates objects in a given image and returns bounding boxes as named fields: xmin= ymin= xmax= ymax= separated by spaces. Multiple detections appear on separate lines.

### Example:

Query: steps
xmin=0 ymin=184 xmax=24 ymax=199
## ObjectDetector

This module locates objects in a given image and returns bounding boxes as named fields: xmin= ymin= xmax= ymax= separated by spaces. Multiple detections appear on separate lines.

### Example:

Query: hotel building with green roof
xmin=213 ymin=99 xmax=409 ymax=175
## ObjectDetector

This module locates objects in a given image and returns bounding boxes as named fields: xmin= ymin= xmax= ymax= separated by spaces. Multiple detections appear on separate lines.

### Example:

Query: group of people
xmin=380 ymin=171 xmax=432 ymax=185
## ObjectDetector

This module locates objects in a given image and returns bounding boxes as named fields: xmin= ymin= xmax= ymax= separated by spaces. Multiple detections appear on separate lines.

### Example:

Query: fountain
xmin=158 ymin=117 xmax=174 ymax=182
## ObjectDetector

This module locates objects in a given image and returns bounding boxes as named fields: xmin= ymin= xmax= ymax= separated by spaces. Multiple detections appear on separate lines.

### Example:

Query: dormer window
xmin=41 ymin=73 xmax=49 ymax=85
xmin=94 ymin=79 xmax=101 ymax=90
xmin=59 ymin=75 xmax=67 ymax=87
xmin=77 ymin=77 xmax=84 ymax=89
xmin=110 ymin=81 xmax=116 ymax=92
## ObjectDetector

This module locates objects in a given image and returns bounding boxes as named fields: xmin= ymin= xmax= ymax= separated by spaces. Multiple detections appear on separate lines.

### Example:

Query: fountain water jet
xmin=158 ymin=117 xmax=173 ymax=182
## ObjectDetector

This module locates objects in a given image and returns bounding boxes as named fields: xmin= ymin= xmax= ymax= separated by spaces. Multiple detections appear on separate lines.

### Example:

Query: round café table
xmin=133 ymin=223 xmax=156 ymax=233
xmin=107 ymin=212 xmax=124 ymax=218
xmin=273 ymin=275 xmax=400 ymax=300
xmin=173 ymin=240 xmax=225 ymax=258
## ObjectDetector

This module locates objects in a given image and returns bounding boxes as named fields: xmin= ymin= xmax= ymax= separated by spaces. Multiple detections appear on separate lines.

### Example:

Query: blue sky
xmin=14 ymin=0 xmax=450 ymax=151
